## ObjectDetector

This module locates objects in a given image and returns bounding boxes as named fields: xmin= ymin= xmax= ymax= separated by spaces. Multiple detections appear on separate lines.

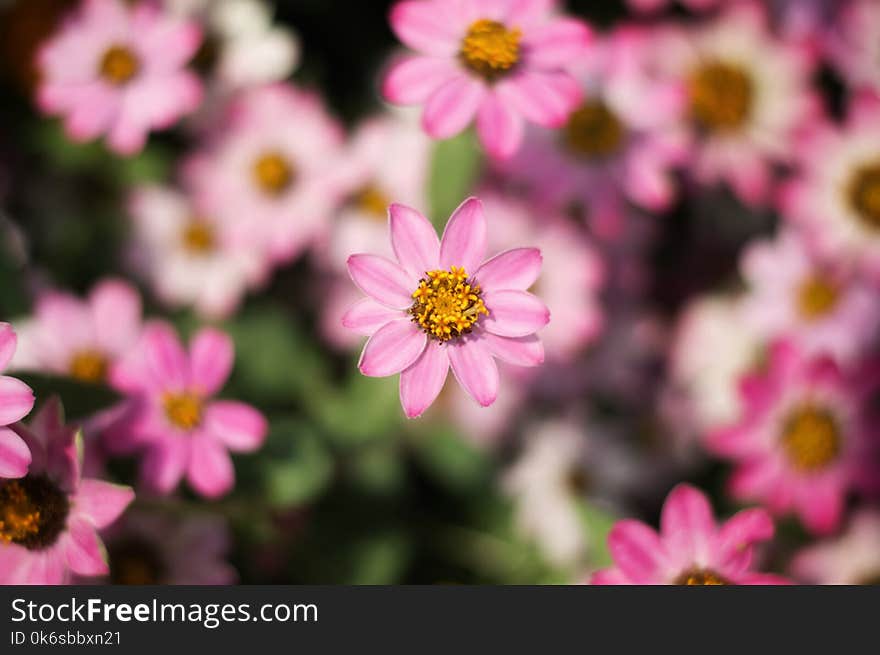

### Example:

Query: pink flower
xmin=12 ymin=278 xmax=143 ymax=387
xmin=382 ymin=0 xmax=592 ymax=159
xmin=184 ymin=84 xmax=345 ymax=265
xmin=109 ymin=322 xmax=267 ymax=498
xmin=0 ymin=398 xmax=134 ymax=584
xmin=36 ymin=0 xmax=203 ymax=155
xmin=791 ymin=511 xmax=880 ymax=584
xmin=0 ymin=324 xmax=35 ymax=479
xmin=826 ymin=0 xmax=880 ymax=95
xmin=708 ymin=341 xmax=878 ymax=535
xmin=128 ymin=184 xmax=267 ymax=319
xmin=591 ymin=483 xmax=789 ymax=585
xmin=343 ymin=197 xmax=550 ymax=418
xmin=740 ymin=228 xmax=880 ymax=363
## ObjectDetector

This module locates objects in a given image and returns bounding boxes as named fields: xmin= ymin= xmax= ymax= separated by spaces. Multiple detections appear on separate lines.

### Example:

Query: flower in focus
xmin=36 ymin=0 xmax=204 ymax=155
xmin=343 ymin=197 xmax=549 ymax=418
xmin=740 ymin=228 xmax=880 ymax=363
xmin=184 ymin=84 xmax=344 ymax=265
xmin=591 ymin=483 xmax=788 ymax=584
xmin=0 ymin=398 xmax=134 ymax=584
xmin=109 ymin=322 xmax=268 ymax=498
xmin=708 ymin=341 xmax=878 ymax=535
xmin=791 ymin=511 xmax=880 ymax=584
xmin=825 ymin=0 xmax=880 ymax=95
xmin=99 ymin=510 xmax=236 ymax=584
xmin=383 ymin=0 xmax=592 ymax=159
xmin=128 ymin=184 xmax=267 ymax=319
xmin=0 ymin=323 xmax=35 ymax=479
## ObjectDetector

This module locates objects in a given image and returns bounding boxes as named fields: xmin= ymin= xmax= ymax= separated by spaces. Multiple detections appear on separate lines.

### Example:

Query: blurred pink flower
xmin=184 ymin=84 xmax=344 ymax=266
xmin=0 ymin=398 xmax=134 ymax=584
xmin=592 ymin=483 xmax=788 ymax=584
xmin=825 ymin=0 xmax=880 ymax=95
xmin=740 ymin=228 xmax=880 ymax=363
xmin=343 ymin=198 xmax=549 ymax=418
xmin=709 ymin=341 xmax=878 ymax=535
xmin=0 ymin=323 xmax=35 ymax=479
xmin=36 ymin=0 xmax=203 ymax=155
xmin=383 ymin=0 xmax=592 ymax=159
xmin=110 ymin=322 xmax=267 ymax=498
xmin=128 ymin=184 xmax=267 ymax=319
xmin=791 ymin=511 xmax=880 ymax=584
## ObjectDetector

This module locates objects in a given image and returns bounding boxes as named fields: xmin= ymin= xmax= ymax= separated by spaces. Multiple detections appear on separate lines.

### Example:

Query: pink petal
xmin=497 ymin=71 xmax=581 ymax=128
xmin=383 ymin=56 xmax=461 ymax=104
xmin=422 ymin=75 xmax=486 ymax=139
xmin=106 ymin=117 xmax=148 ymax=156
xmin=141 ymin=321 xmax=190 ymax=392
xmin=660 ymin=484 xmax=716 ymax=564
xmin=0 ymin=375 xmax=35 ymax=425
xmin=73 ymin=479 xmax=134 ymax=529
xmin=590 ymin=567 xmax=632 ymax=585
xmin=63 ymin=84 xmax=119 ymax=142
xmin=506 ymin=0 xmax=555 ymax=29
xmin=476 ymin=92 xmax=524 ymax=159
xmin=399 ymin=342 xmax=449 ymax=418
xmin=439 ymin=197 xmax=487 ymax=273
xmin=347 ymin=254 xmax=416 ymax=309
xmin=737 ymin=573 xmax=793 ymax=585
xmin=482 ymin=333 xmax=544 ymax=367
xmin=187 ymin=435 xmax=234 ymax=498
xmin=607 ymin=519 xmax=668 ymax=584
xmin=799 ymin=479 xmax=844 ymax=536
xmin=203 ymin=401 xmax=267 ymax=452
xmin=90 ymin=278 xmax=141 ymax=356
xmin=63 ymin=517 xmax=109 ymax=577
xmin=0 ymin=322 xmax=18 ymax=370
xmin=522 ymin=18 xmax=592 ymax=69
xmin=717 ymin=507 xmax=774 ymax=569
xmin=0 ymin=427 xmax=31 ymax=478
xmin=189 ymin=328 xmax=234 ymax=396
xmin=342 ymin=298 xmax=404 ymax=336
xmin=474 ymin=247 xmax=542 ymax=292
xmin=390 ymin=203 xmax=441 ymax=279
xmin=358 ymin=319 xmax=427 ymax=378
xmin=389 ymin=0 xmax=462 ymax=56
xmin=448 ymin=339 xmax=498 ymax=407
xmin=141 ymin=440 xmax=188 ymax=495
xmin=482 ymin=290 xmax=550 ymax=337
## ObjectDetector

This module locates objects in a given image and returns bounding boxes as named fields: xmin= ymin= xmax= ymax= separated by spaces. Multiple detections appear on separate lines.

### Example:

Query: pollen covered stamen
xmin=253 ymin=151 xmax=295 ymax=196
xmin=410 ymin=267 xmax=489 ymax=341
xmin=689 ymin=60 xmax=753 ymax=132
xmin=781 ymin=406 xmax=840 ymax=471
xmin=848 ymin=162 xmax=880 ymax=232
xmin=563 ymin=101 xmax=625 ymax=159
xmin=69 ymin=350 xmax=108 ymax=384
xmin=181 ymin=218 xmax=215 ymax=254
xmin=675 ymin=568 xmax=730 ymax=585
xmin=797 ymin=275 xmax=839 ymax=320
xmin=460 ymin=19 xmax=521 ymax=80
xmin=0 ymin=476 xmax=69 ymax=550
xmin=163 ymin=392 xmax=203 ymax=431
xmin=99 ymin=45 xmax=140 ymax=85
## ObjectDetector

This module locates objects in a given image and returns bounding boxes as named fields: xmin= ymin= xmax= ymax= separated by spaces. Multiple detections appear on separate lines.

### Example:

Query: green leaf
xmin=344 ymin=529 xmax=411 ymax=584
xmin=410 ymin=426 xmax=492 ymax=493
xmin=576 ymin=501 xmax=617 ymax=569
xmin=428 ymin=130 xmax=483 ymax=229
xmin=316 ymin=372 xmax=402 ymax=447
xmin=346 ymin=444 xmax=406 ymax=496
xmin=261 ymin=418 xmax=333 ymax=508
xmin=17 ymin=374 xmax=121 ymax=420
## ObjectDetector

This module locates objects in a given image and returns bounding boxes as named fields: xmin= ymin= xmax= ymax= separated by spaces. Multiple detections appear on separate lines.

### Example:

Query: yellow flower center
xmin=253 ymin=151 xmax=295 ymax=196
xmin=848 ymin=162 xmax=880 ymax=232
xmin=109 ymin=538 xmax=165 ymax=585
xmin=69 ymin=349 xmax=108 ymax=384
xmin=99 ymin=45 xmax=140 ymax=85
xmin=460 ymin=19 xmax=522 ymax=80
xmin=781 ymin=406 xmax=841 ymax=472
xmin=163 ymin=392 xmax=203 ymax=431
xmin=563 ymin=101 xmax=625 ymax=159
xmin=675 ymin=568 xmax=730 ymax=585
xmin=352 ymin=184 xmax=391 ymax=220
xmin=0 ymin=476 xmax=69 ymax=550
xmin=689 ymin=60 xmax=753 ymax=132
xmin=181 ymin=218 xmax=216 ymax=254
xmin=410 ymin=267 xmax=489 ymax=342
xmin=797 ymin=275 xmax=839 ymax=321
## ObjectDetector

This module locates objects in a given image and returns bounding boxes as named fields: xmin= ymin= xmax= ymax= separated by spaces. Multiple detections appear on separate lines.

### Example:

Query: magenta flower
xmin=343 ymin=197 xmax=550 ymax=418
xmin=826 ymin=0 xmax=880 ymax=96
xmin=382 ymin=0 xmax=592 ymax=159
xmin=592 ymin=483 xmax=789 ymax=585
xmin=36 ymin=0 xmax=203 ymax=155
xmin=0 ymin=324 xmax=35 ymax=479
xmin=708 ymin=341 xmax=878 ymax=535
xmin=110 ymin=322 xmax=267 ymax=498
xmin=0 ymin=399 xmax=134 ymax=584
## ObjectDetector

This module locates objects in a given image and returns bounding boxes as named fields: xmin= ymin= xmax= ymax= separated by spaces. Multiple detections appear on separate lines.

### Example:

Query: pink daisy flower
xmin=708 ymin=341 xmax=879 ymax=535
xmin=0 ymin=398 xmax=134 ymax=584
xmin=740 ymin=228 xmax=880 ymax=363
xmin=382 ymin=0 xmax=592 ymax=159
xmin=342 ymin=197 xmax=550 ymax=418
xmin=0 ymin=323 xmax=35 ymax=479
xmin=109 ymin=322 xmax=267 ymax=498
xmin=36 ymin=0 xmax=203 ymax=155
xmin=591 ymin=483 xmax=789 ymax=585
xmin=128 ymin=184 xmax=267 ymax=319
xmin=184 ymin=84 xmax=344 ymax=265
xmin=826 ymin=0 xmax=880 ymax=95
xmin=791 ymin=511 xmax=880 ymax=584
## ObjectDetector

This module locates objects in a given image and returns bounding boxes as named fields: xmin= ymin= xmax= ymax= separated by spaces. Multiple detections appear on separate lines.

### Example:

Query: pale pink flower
xmin=791 ymin=511 xmax=880 ymax=584
xmin=343 ymin=197 xmax=549 ymax=418
xmin=383 ymin=0 xmax=592 ymax=159
xmin=0 ymin=323 xmax=35 ymax=479
xmin=109 ymin=322 xmax=267 ymax=498
xmin=0 ymin=398 xmax=134 ymax=584
xmin=184 ymin=84 xmax=344 ymax=265
xmin=36 ymin=0 xmax=203 ymax=155
xmin=128 ymin=184 xmax=267 ymax=319
xmin=826 ymin=0 xmax=880 ymax=95
xmin=740 ymin=228 xmax=880 ymax=363
xmin=592 ymin=483 xmax=789 ymax=585
xmin=708 ymin=341 xmax=878 ymax=535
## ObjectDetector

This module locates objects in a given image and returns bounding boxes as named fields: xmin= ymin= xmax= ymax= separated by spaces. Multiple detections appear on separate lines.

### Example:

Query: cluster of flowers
xmin=1 ymin=0 xmax=879 ymax=584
